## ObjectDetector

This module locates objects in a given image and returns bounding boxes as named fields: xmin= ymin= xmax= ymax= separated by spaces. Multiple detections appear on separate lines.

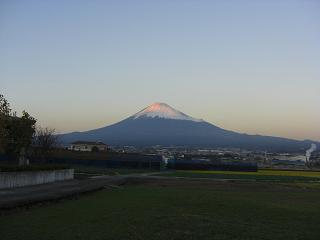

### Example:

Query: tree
xmin=6 ymin=111 xmax=36 ymax=165
xmin=91 ymin=146 xmax=99 ymax=152
xmin=0 ymin=94 xmax=36 ymax=165
xmin=0 ymin=94 xmax=11 ymax=152
xmin=33 ymin=127 xmax=60 ymax=160
xmin=0 ymin=94 xmax=11 ymax=115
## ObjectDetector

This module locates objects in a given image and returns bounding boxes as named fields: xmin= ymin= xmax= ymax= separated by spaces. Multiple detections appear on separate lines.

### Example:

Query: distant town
xmin=66 ymin=140 xmax=320 ymax=170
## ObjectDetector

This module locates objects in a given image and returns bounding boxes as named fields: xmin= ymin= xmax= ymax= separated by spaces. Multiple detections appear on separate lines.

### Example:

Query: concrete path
xmin=0 ymin=176 xmax=128 ymax=210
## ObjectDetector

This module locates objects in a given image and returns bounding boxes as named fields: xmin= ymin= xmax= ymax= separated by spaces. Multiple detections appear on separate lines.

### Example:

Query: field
xmin=157 ymin=169 xmax=320 ymax=182
xmin=1 ymin=176 xmax=320 ymax=240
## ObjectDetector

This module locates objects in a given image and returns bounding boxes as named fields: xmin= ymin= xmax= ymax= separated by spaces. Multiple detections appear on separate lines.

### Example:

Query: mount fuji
xmin=60 ymin=103 xmax=316 ymax=152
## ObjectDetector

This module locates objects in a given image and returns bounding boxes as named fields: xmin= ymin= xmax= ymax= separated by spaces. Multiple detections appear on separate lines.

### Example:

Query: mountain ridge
xmin=60 ymin=103 xmax=318 ymax=152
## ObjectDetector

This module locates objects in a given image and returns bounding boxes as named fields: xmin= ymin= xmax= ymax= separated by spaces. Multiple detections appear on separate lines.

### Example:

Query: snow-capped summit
xmin=132 ymin=102 xmax=204 ymax=122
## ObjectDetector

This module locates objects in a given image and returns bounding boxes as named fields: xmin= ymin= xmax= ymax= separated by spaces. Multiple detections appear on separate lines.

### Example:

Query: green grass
xmin=1 ymin=183 xmax=320 ymax=240
xmin=158 ymin=169 xmax=320 ymax=182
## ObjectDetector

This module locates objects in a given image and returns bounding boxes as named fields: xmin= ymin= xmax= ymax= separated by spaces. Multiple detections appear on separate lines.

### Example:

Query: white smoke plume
xmin=306 ymin=143 xmax=317 ymax=162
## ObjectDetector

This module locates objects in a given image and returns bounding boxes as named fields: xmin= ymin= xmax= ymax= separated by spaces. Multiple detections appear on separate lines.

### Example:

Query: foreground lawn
xmin=158 ymin=169 xmax=320 ymax=182
xmin=1 ymin=182 xmax=320 ymax=240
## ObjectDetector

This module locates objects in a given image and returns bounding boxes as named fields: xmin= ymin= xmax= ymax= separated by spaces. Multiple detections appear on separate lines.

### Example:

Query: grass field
xmin=157 ymin=169 xmax=320 ymax=182
xmin=1 ymin=179 xmax=320 ymax=240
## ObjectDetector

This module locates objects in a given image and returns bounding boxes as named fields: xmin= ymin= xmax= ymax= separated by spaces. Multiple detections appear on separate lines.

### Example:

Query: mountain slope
xmin=60 ymin=103 xmax=317 ymax=152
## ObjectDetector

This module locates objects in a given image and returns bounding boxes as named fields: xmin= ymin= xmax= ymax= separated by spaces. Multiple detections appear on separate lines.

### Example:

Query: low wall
xmin=0 ymin=169 xmax=74 ymax=189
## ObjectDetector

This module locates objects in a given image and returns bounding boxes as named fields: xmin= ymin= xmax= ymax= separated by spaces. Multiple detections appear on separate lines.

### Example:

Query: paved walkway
xmin=0 ymin=176 xmax=128 ymax=210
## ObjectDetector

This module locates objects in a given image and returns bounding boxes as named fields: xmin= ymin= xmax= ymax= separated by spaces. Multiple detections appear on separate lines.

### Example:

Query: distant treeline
xmin=167 ymin=159 xmax=258 ymax=172
xmin=39 ymin=149 xmax=163 ymax=170
xmin=0 ymin=150 xmax=257 ymax=171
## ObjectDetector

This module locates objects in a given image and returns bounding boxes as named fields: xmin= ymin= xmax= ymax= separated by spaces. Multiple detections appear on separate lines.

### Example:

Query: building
xmin=70 ymin=141 xmax=107 ymax=152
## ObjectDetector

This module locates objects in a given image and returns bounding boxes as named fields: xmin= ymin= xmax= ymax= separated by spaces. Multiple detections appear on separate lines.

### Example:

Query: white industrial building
xmin=69 ymin=141 xmax=107 ymax=152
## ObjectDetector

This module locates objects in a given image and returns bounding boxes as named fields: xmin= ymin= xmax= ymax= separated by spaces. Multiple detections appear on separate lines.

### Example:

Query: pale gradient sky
xmin=1 ymin=0 xmax=319 ymax=141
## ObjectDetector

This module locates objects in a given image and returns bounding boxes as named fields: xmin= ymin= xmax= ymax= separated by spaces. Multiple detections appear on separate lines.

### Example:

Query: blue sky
xmin=1 ymin=0 xmax=319 ymax=141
